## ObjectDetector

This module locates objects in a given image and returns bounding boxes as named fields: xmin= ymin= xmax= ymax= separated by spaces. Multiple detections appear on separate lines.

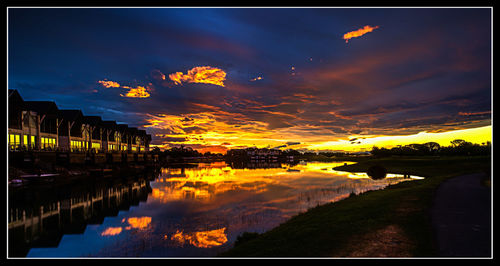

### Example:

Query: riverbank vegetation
xmin=219 ymin=155 xmax=491 ymax=257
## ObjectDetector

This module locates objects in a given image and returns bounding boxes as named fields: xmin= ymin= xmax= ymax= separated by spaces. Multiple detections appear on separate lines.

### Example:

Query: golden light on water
xmin=123 ymin=217 xmax=152 ymax=229
xmin=101 ymin=227 xmax=123 ymax=236
xmin=150 ymin=165 xmax=283 ymax=202
xmin=97 ymin=162 xmax=424 ymax=249
xmin=149 ymin=161 xmax=424 ymax=206
xmin=169 ymin=228 xmax=228 ymax=248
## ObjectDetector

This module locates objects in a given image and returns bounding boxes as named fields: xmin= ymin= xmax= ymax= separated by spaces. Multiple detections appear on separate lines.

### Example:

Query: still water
xmin=9 ymin=161 xmax=423 ymax=257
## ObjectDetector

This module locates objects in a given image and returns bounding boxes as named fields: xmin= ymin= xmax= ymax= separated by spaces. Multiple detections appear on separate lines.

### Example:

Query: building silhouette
xmin=8 ymin=89 xmax=151 ymax=153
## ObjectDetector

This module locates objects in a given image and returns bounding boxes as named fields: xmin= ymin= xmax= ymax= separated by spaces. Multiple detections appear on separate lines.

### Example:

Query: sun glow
xmin=144 ymin=108 xmax=491 ymax=153
xmin=308 ymin=125 xmax=492 ymax=152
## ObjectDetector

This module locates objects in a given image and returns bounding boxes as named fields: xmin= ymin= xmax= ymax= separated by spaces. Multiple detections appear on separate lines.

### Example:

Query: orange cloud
xmin=250 ymin=76 xmax=263 ymax=82
xmin=98 ymin=80 xmax=121 ymax=88
xmin=343 ymin=25 xmax=380 ymax=43
xmin=120 ymin=86 xmax=151 ymax=98
xmin=458 ymin=111 xmax=491 ymax=116
xmin=98 ymin=79 xmax=151 ymax=98
xmin=169 ymin=66 xmax=226 ymax=87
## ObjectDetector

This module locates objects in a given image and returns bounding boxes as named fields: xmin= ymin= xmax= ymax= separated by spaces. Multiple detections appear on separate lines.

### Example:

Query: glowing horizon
xmin=148 ymin=123 xmax=492 ymax=154
xmin=306 ymin=125 xmax=492 ymax=152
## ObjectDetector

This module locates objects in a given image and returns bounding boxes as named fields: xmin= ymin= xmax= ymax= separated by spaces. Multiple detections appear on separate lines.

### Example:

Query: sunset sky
xmin=8 ymin=7 xmax=492 ymax=153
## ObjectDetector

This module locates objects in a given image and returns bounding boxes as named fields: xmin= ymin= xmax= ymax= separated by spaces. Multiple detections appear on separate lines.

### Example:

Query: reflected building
xmin=8 ymin=173 xmax=156 ymax=257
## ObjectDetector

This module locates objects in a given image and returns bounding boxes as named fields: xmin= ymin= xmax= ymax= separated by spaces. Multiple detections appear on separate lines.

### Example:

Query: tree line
xmin=150 ymin=145 xmax=224 ymax=159
xmin=371 ymin=139 xmax=491 ymax=157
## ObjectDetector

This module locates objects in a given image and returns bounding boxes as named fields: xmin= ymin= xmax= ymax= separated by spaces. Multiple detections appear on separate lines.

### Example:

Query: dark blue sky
xmin=8 ymin=8 xmax=492 ymax=151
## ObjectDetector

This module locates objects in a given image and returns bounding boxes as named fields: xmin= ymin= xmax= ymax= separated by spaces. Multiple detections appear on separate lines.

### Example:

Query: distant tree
xmin=370 ymin=138 xmax=491 ymax=157
xmin=283 ymin=149 xmax=301 ymax=156
xmin=451 ymin=139 xmax=467 ymax=147
xmin=367 ymin=165 xmax=387 ymax=180
xmin=408 ymin=143 xmax=428 ymax=155
xmin=371 ymin=146 xmax=391 ymax=157
xmin=424 ymin=142 xmax=440 ymax=154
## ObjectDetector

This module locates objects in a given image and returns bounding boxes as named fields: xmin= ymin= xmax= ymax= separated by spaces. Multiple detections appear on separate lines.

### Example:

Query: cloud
xmin=458 ymin=111 xmax=491 ymax=116
xmin=98 ymin=79 xmax=151 ymax=98
xmin=169 ymin=66 xmax=226 ymax=87
xmin=98 ymin=80 xmax=121 ymax=88
xmin=150 ymin=69 xmax=166 ymax=81
xmin=343 ymin=25 xmax=379 ymax=43
xmin=120 ymin=85 xmax=151 ymax=98
xmin=155 ymin=136 xmax=188 ymax=142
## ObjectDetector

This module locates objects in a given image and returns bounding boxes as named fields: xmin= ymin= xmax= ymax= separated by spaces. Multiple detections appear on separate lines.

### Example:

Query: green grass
xmin=219 ymin=155 xmax=491 ymax=257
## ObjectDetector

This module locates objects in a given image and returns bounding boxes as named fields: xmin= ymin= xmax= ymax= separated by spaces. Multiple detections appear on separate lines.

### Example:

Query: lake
xmin=8 ymin=161 xmax=423 ymax=257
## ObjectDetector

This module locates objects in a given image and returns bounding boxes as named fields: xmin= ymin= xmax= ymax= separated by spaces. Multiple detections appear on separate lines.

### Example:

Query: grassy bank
xmin=219 ymin=156 xmax=491 ymax=257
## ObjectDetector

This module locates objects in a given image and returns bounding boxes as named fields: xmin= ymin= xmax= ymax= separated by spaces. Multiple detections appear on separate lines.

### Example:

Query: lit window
xmin=30 ymin=135 xmax=36 ymax=148
xmin=41 ymin=137 xmax=56 ymax=149
xmin=71 ymin=140 xmax=82 ymax=151
xmin=9 ymin=134 xmax=21 ymax=150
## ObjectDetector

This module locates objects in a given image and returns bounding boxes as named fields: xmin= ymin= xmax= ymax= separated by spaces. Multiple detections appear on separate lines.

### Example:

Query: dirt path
xmin=431 ymin=173 xmax=492 ymax=257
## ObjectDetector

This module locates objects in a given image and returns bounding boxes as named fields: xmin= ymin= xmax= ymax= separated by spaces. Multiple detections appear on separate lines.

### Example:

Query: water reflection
xmin=8 ymin=171 xmax=157 ymax=257
xmin=10 ymin=161 xmax=423 ymax=257
xmin=169 ymin=228 xmax=228 ymax=248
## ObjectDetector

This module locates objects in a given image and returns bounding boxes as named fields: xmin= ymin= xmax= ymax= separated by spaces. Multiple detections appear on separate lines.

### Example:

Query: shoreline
xmin=218 ymin=155 xmax=491 ymax=257
xmin=8 ymin=155 xmax=491 ymax=257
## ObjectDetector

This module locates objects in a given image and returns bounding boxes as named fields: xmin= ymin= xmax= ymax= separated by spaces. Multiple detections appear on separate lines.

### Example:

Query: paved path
xmin=431 ymin=173 xmax=492 ymax=257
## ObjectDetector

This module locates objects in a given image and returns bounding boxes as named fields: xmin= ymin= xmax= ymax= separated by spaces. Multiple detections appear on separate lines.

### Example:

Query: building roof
xmin=24 ymin=101 xmax=59 ymax=116
xmin=83 ymin=116 xmax=102 ymax=126
xmin=9 ymin=89 xmax=20 ymax=98
xmin=101 ymin=120 xmax=117 ymax=130
xmin=116 ymin=124 xmax=129 ymax=131
xmin=8 ymin=89 xmax=25 ymax=110
xmin=58 ymin=109 xmax=84 ymax=121
xmin=127 ymin=127 xmax=138 ymax=134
